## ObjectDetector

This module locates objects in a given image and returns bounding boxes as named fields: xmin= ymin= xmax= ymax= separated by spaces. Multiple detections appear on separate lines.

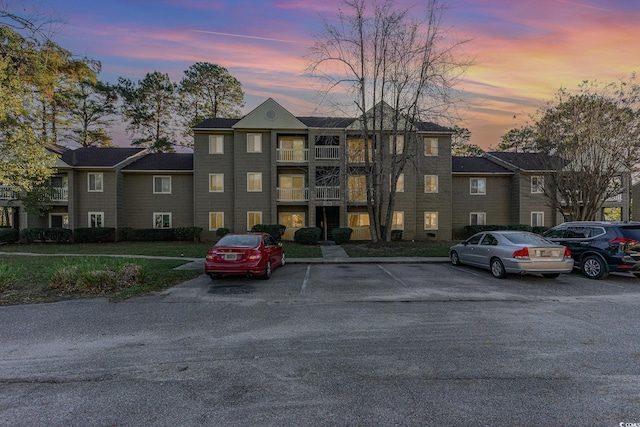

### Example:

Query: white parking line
xmin=377 ymin=264 xmax=409 ymax=287
xmin=451 ymin=265 xmax=485 ymax=278
xmin=300 ymin=265 xmax=311 ymax=295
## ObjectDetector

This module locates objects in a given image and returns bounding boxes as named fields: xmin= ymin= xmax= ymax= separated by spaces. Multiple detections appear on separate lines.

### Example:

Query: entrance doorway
xmin=316 ymin=206 xmax=340 ymax=241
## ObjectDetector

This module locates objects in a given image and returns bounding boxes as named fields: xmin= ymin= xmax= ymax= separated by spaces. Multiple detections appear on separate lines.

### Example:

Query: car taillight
xmin=564 ymin=247 xmax=571 ymax=258
xmin=609 ymin=237 xmax=638 ymax=245
xmin=512 ymin=247 xmax=529 ymax=259
xmin=247 ymin=250 xmax=262 ymax=261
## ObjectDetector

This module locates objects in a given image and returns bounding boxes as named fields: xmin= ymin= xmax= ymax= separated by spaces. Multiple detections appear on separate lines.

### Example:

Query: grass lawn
xmin=0 ymin=239 xmax=451 ymax=306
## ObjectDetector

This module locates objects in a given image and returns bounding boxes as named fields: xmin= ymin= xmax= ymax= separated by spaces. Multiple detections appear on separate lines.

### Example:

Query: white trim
xmin=247 ymin=211 xmax=262 ymax=230
xmin=153 ymin=212 xmax=172 ymax=229
xmin=247 ymin=133 xmax=262 ymax=153
xmin=87 ymin=172 xmax=103 ymax=192
xmin=153 ymin=175 xmax=172 ymax=194
xmin=247 ymin=172 xmax=262 ymax=192
xmin=209 ymin=135 xmax=224 ymax=154
xmin=209 ymin=212 xmax=224 ymax=231
xmin=470 ymin=177 xmax=486 ymax=195
xmin=88 ymin=212 xmax=104 ymax=228
xmin=470 ymin=212 xmax=486 ymax=225
xmin=424 ymin=175 xmax=438 ymax=193
xmin=209 ymin=173 xmax=224 ymax=192
xmin=424 ymin=211 xmax=438 ymax=230
xmin=531 ymin=211 xmax=544 ymax=227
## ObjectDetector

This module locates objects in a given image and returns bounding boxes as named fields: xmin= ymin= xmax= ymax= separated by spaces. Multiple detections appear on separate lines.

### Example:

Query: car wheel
xmin=262 ymin=261 xmax=272 ymax=280
xmin=280 ymin=253 xmax=286 ymax=267
xmin=450 ymin=251 xmax=461 ymax=266
xmin=542 ymin=273 xmax=560 ymax=278
xmin=581 ymin=255 xmax=608 ymax=279
xmin=490 ymin=258 xmax=506 ymax=279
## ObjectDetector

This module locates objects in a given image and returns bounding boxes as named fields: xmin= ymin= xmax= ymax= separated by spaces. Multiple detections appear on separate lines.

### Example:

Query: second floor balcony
xmin=315 ymin=146 xmax=340 ymax=160
xmin=277 ymin=148 xmax=309 ymax=163
xmin=277 ymin=187 xmax=309 ymax=202
xmin=316 ymin=186 xmax=340 ymax=200
xmin=0 ymin=185 xmax=18 ymax=200
xmin=51 ymin=186 xmax=69 ymax=202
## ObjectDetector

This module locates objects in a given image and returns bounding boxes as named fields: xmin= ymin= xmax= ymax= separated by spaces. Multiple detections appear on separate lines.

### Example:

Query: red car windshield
xmin=216 ymin=235 xmax=261 ymax=247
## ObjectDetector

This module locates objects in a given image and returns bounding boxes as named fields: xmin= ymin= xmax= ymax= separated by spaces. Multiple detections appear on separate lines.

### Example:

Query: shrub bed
xmin=294 ymin=227 xmax=322 ymax=244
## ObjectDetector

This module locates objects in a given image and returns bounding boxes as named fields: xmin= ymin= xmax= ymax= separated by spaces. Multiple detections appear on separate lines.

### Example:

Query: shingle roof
xmin=452 ymin=157 xmax=513 ymax=174
xmin=297 ymin=117 xmax=355 ymax=128
xmin=484 ymin=152 xmax=563 ymax=171
xmin=61 ymin=147 xmax=146 ymax=167
xmin=122 ymin=153 xmax=193 ymax=172
xmin=192 ymin=118 xmax=241 ymax=129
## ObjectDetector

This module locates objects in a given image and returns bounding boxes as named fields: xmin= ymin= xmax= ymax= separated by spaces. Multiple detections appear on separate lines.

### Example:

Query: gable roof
xmin=232 ymin=98 xmax=307 ymax=130
xmin=192 ymin=118 xmax=241 ymax=130
xmin=122 ymin=153 xmax=193 ymax=172
xmin=61 ymin=147 xmax=147 ymax=167
xmin=452 ymin=156 xmax=513 ymax=174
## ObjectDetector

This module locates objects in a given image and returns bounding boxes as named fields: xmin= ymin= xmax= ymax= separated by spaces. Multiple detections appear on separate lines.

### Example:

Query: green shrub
xmin=294 ymin=227 xmax=321 ymax=244
xmin=331 ymin=228 xmax=352 ymax=244
xmin=251 ymin=224 xmax=286 ymax=240
xmin=216 ymin=227 xmax=230 ymax=237
xmin=175 ymin=226 xmax=202 ymax=242
xmin=74 ymin=227 xmax=116 ymax=243
xmin=20 ymin=227 xmax=45 ymax=243
xmin=532 ymin=226 xmax=548 ymax=235
xmin=130 ymin=228 xmax=176 ymax=241
xmin=391 ymin=230 xmax=403 ymax=241
xmin=0 ymin=228 xmax=19 ymax=243
xmin=465 ymin=224 xmax=533 ymax=236
xmin=20 ymin=227 xmax=72 ymax=243
xmin=118 ymin=227 xmax=134 ymax=241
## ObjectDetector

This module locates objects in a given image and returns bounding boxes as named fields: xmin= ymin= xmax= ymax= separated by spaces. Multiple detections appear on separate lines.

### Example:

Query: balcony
xmin=0 ymin=185 xmax=18 ymax=200
xmin=316 ymin=186 xmax=340 ymax=200
xmin=277 ymin=187 xmax=309 ymax=202
xmin=277 ymin=148 xmax=308 ymax=162
xmin=315 ymin=146 xmax=340 ymax=160
xmin=51 ymin=187 xmax=69 ymax=202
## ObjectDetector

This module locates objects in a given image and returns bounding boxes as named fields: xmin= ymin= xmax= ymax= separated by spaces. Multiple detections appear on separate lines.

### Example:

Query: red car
xmin=205 ymin=233 xmax=285 ymax=280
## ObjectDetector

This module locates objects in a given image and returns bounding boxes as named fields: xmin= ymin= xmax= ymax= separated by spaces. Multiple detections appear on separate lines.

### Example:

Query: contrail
xmin=557 ymin=0 xmax=616 ymax=12
xmin=189 ymin=29 xmax=302 ymax=44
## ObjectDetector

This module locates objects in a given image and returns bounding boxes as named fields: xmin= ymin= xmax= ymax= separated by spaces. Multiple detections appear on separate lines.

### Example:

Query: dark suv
xmin=544 ymin=221 xmax=640 ymax=279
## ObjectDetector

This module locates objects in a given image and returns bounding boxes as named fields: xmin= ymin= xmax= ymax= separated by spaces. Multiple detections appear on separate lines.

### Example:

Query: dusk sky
xmin=17 ymin=0 xmax=640 ymax=148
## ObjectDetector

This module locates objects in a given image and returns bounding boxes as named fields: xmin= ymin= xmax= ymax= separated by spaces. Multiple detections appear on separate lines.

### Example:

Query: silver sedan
xmin=449 ymin=230 xmax=574 ymax=278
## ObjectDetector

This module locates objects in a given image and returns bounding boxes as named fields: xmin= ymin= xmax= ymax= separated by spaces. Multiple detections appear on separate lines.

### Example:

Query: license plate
xmin=538 ymin=250 xmax=552 ymax=257
xmin=224 ymin=254 xmax=238 ymax=261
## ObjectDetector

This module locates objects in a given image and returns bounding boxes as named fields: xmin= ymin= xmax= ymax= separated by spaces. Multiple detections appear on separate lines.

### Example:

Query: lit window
xmin=247 ymin=173 xmax=262 ymax=192
xmin=247 ymin=211 xmax=262 ymax=230
xmin=247 ymin=133 xmax=262 ymax=153
xmin=392 ymin=174 xmax=404 ymax=192
xmin=424 ymin=212 xmax=438 ymax=230
xmin=88 ymin=173 xmax=103 ymax=192
xmin=348 ymin=175 xmax=367 ymax=201
xmin=424 ymin=138 xmax=438 ymax=156
xmin=88 ymin=212 xmax=103 ymax=228
xmin=209 ymin=174 xmax=224 ymax=192
xmin=470 ymin=178 xmax=486 ymax=195
xmin=425 ymin=175 xmax=438 ymax=193
xmin=153 ymin=176 xmax=171 ymax=194
xmin=154 ymin=213 xmax=171 ymax=229
xmin=209 ymin=212 xmax=224 ymax=230
xmin=209 ymin=135 xmax=224 ymax=154
xmin=392 ymin=211 xmax=404 ymax=230
xmin=470 ymin=212 xmax=486 ymax=225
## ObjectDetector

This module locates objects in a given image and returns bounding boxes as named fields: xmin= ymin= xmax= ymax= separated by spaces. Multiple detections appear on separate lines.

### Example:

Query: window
xmin=154 ymin=213 xmax=171 ymax=229
xmin=278 ymin=136 xmax=306 ymax=161
xmin=531 ymin=176 xmax=544 ymax=194
xmin=392 ymin=211 xmax=404 ymax=230
xmin=88 ymin=212 xmax=104 ymax=228
xmin=470 ymin=178 xmax=486 ymax=195
xmin=392 ymin=174 xmax=404 ymax=192
xmin=209 ymin=212 xmax=224 ymax=230
xmin=470 ymin=212 xmax=486 ymax=225
xmin=247 ymin=133 xmax=262 ymax=153
xmin=153 ymin=176 xmax=171 ymax=194
xmin=209 ymin=135 xmax=224 ymax=154
xmin=88 ymin=173 xmax=103 ymax=192
xmin=389 ymin=134 xmax=404 ymax=154
xmin=247 ymin=172 xmax=262 ymax=192
xmin=347 ymin=138 xmax=371 ymax=162
xmin=424 ymin=138 xmax=438 ymax=156
xmin=424 ymin=175 xmax=438 ymax=193
xmin=209 ymin=174 xmax=224 ymax=192
xmin=531 ymin=211 xmax=544 ymax=227
xmin=247 ymin=211 xmax=262 ymax=230
xmin=424 ymin=212 xmax=438 ymax=230
xmin=279 ymin=212 xmax=305 ymax=239
xmin=279 ymin=175 xmax=305 ymax=200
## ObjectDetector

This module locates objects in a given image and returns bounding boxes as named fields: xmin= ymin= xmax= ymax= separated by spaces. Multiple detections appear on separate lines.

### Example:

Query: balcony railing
xmin=277 ymin=148 xmax=309 ymax=162
xmin=350 ymin=227 xmax=372 ymax=240
xmin=316 ymin=186 xmax=340 ymax=200
xmin=277 ymin=187 xmax=309 ymax=202
xmin=51 ymin=187 xmax=69 ymax=201
xmin=315 ymin=146 xmax=339 ymax=160
xmin=606 ymin=194 xmax=623 ymax=203
xmin=0 ymin=185 xmax=18 ymax=200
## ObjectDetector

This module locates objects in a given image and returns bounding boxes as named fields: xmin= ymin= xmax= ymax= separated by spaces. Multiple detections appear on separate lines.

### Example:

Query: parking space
xmin=164 ymin=262 xmax=640 ymax=304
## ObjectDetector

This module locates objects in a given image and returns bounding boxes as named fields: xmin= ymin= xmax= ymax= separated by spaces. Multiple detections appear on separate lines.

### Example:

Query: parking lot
xmin=1 ymin=262 xmax=640 ymax=426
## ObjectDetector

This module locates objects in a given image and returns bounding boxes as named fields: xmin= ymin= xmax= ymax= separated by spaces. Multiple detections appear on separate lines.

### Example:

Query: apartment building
xmin=0 ymin=98 xmax=630 ymax=241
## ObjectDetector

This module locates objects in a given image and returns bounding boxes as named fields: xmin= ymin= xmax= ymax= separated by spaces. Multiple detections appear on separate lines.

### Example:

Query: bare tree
xmin=307 ymin=0 xmax=470 ymax=242
xmin=534 ymin=77 xmax=640 ymax=221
